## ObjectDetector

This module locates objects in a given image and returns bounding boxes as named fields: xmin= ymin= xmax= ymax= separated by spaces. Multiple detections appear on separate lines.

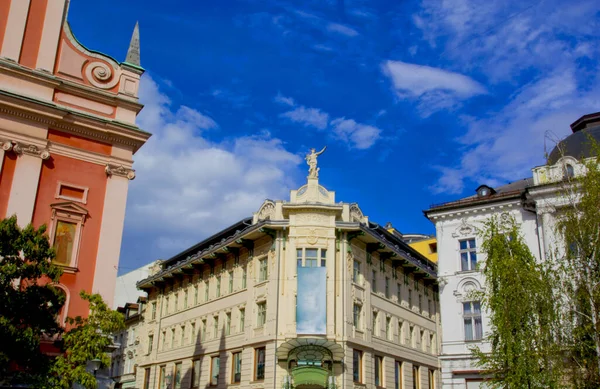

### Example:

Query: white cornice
xmin=426 ymin=198 xmax=522 ymax=221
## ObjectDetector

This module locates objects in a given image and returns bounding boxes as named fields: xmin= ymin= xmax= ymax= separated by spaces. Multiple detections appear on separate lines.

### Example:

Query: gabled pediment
xmin=50 ymin=201 xmax=89 ymax=216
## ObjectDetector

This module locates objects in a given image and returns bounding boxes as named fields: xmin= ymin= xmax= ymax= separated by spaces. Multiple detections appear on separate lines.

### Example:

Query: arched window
xmin=50 ymin=284 xmax=69 ymax=325
xmin=564 ymin=163 xmax=575 ymax=179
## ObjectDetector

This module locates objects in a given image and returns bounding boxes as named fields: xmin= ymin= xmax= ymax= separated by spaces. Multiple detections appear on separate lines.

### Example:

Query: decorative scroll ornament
xmin=305 ymin=146 xmax=326 ymax=179
xmin=12 ymin=142 xmax=50 ymax=160
xmin=349 ymin=203 xmax=363 ymax=223
xmin=105 ymin=164 xmax=136 ymax=180
xmin=85 ymin=61 xmax=120 ymax=89
xmin=0 ymin=139 xmax=12 ymax=151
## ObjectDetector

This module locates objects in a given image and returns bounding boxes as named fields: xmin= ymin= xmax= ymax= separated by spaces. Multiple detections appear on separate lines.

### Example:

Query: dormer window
xmin=476 ymin=185 xmax=496 ymax=198
xmin=49 ymin=202 xmax=88 ymax=270
xmin=563 ymin=163 xmax=575 ymax=179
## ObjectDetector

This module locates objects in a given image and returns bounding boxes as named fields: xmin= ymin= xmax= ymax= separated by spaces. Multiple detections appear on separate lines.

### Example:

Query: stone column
xmin=5 ymin=143 xmax=50 ymax=227
xmin=1 ymin=0 xmax=31 ymax=61
xmin=92 ymin=164 xmax=134 ymax=307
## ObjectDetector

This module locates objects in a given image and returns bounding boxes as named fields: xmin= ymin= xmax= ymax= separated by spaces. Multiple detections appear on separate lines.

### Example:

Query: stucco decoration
xmin=0 ymin=139 xmax=12 ymax=151
xmin=307 ymin=228 xmax=319 ymax=245
xmin=258 ymin=201 xmax=275 ymax=221
xmin=451 ymin=219 xmax=475 ymax=238
xmin=85 ymin=61 xmax=120 ymax=89
xmin=454 ymin=277 xmax=482 ymax=299
xmin=349 ymin=203 xmax=364 ymax=223
xmin=347 ymin=250 xmax=354 ymax=273
xmin=12 ymin=142 xmax=50 ymax=160
xmin=105 ymin=164 xmax=136 ymax=180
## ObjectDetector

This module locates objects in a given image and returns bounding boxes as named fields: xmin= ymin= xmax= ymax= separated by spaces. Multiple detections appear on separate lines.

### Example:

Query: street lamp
xmin=90 ymin=358 xmax=102 ymax=377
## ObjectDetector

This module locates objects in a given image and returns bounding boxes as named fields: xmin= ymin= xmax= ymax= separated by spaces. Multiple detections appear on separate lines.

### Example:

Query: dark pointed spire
xmin=125 ymin=21 xmax=140 ymax=67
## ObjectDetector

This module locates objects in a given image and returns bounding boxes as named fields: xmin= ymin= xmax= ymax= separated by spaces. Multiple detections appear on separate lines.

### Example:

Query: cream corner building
xmin=131 ymin=151 xmax=441 ymax=389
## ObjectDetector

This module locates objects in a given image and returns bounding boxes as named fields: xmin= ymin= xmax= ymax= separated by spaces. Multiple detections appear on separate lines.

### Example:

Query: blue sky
xmin=67 ymin=0 xmax=600 ymax=274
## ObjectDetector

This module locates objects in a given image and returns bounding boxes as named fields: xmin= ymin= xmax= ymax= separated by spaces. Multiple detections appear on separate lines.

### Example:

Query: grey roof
xmin=548 ymin=125 xmax=600 ymax=165
xmin=125 ymin=22 xmax=140 ymax=66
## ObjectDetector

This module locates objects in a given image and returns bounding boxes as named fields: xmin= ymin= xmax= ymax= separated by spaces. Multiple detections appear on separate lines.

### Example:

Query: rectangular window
xmin=413 ymin=366 xmax=420 ymax=389
xmin=191 ymin=323 xmax=196 ymax=344
xmin=174 ymin=293 xmax=179 ymax=312
xmin=151 ymin=302 xmax=157 ymax=320
xmin=257 ymin=302 xmax=266 ymax=327
xmin=232 ymin=351 xmax=242 ymax=383
xmin=395 ymin=361 xmax=403 ymax=389
xmin=398 ymin=321 xmax=404 ymax=344
xmin=52 ymin=220 xmax=78 ymax=266
xmin=228 ymin=271 xmax=233 ymax=293
xmin=184 ymin=290 xmax=188 ymax=309
xmin=174 ymin=362 xmax=182 ymax=389
xmin=373 ymin=311 xmax=378 ymax=336
xmin=226 ymin=313 xmax=231 ymax=335
xmin=159 ymin=365 xmax=166 ymax=389
xmin=191 ymin=359 xmax=201 ymax=388
xmin=216 ymin=275 xmax=221 ymax=298
xmin=161 ymin=331 xmax=166 ymax=350
xmin=143 ymin=368 xmax=151 ymax=389
xmin=385 ymin=277 xmax=390 ymax=298
xmin=353 ymin=349 xmax=362 ymax=383
xmin=375 ymin=356 xmax=383 ymax=386
xmin=429 ymin=369 xmax=435 ymax=389
xmin=353 ymin=304 xmax=361 ymax=328
xmin=387 ymin=317 xmax=392 ymax=340
xmin=213 ymin=316 xmax=219 ymax=338
xmin=259 ymin=258 xmax=268 ymax=281
xmin=463 ymin=301 xmax=483 ymax=341
xmin=164 ymin=297 xmax=169 ymax=316
xmin=210 ymin=356 xmax=220 ymax=386
xmin=242 ymin=266 xmax=247 ymax=289
xmin=409 ymin=289 xmax=413 ymax=308
xmin=418 ymin=294 xmax=422 ymax=313
xmin=204 ymin=281 xmax=209 ymax=302
xmin=353 ymin=260 xmax=360 ymax=283
xmin=201 ymin=319 xmax=206 ymax=341
xmin=321 ymin=249 xmax=327 ymax=267
xmin=194 ymin=285 xmax=199 ymax=305
xmin=305 ymin=248 xmax=318 ymax=267
xmin=240 ymin=308 xmax=245 ymax=332
xmin=397 ymin=283 xmax=402 ymax=303
xmin=372 ymin=270 xmax=377 ymax=293
xmin=255 ymin=347 xmax=266 ymax=380
xmin=180 ymin=326 xmax=185 ymax=346
xmin=459 ymin=238 xmax=477 ymax=271
xmin=170 ymin=328 xmax=175 ymax=348
xmin=148 ymin=334 xmax=153 ymax=353
xmin=430 ymin=334 xmax=435 ymax=353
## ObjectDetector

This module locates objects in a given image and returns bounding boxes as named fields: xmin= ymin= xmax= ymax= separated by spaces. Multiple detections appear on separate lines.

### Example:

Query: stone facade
xmin=133 ymin=167 xmax=440 ymax=389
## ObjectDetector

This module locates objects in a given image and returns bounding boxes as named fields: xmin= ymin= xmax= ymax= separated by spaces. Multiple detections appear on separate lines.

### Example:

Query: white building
xmin=112 ymin=298 xmax=146 ymax=389
xmin=114 ymin=261 xmax=162 ymax=309
xmin=424 ymin=112 xmax=600 ymax=388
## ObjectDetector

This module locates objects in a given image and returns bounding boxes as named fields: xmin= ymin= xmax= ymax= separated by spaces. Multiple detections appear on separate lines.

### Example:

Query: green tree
xmin=0 ymin=216 xmax=64 ymax=386
xmin=472 ymin=215 xmax=561 ymax=388
xmin=554 ymin=142 xmax=600 ymax=387
xmin=48 ymin=291 xmax=125 ymax=389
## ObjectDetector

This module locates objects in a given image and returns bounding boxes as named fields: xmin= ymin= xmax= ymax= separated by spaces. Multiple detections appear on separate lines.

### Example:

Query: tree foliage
xmin=472 ymin=215 xmax=561 ymax=388
xmin=47 ymin=291 xmax=125 ymax=389
xmin=0 ymin=216 xmax=64 ymax=386
xmin=554 ymin=140 xmax=600 ymax=387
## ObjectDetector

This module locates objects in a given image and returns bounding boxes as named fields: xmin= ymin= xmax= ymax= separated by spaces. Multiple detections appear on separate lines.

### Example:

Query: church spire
xmin=125 ymin=21 xmax=141 ymax=67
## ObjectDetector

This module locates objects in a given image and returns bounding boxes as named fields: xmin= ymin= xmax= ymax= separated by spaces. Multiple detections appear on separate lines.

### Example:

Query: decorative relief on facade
xmin=0 ymin=139 xmax=12 ymax=151
xmin=349 ymin=203 xmax=363 ymax=223
xmin=307 ymin=229 xmax=319 ymax=245
xmin=258 ymin=201 xmax=275 ymax=220
xmin=347 ymin=250 xmax=353 ymax=273
xmin=12 ymin=142 xmax=50 ymax=160
xmin=269 ymin=249 xmax=276 ymax=270
xmin=105 ymin=163 xmax=136 ymax=180
xmin=451 ymin=218 xmax=475 ymax=238
xmin=84 ymin=61 xmax=120 ymax=90
xmin=296 ymin=213 xmax=329 ymax=224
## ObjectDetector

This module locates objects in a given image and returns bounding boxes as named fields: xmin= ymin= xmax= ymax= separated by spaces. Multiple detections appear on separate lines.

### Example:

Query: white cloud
xmin=382 ymin=60 xmax=486 ymax=98
xmin=123 ymin=75 xmax=302 ymax=262
xmin=280 ymin=106 xmax=330 ymax=130
xmin=327 ymin=22 xmax=359 ymax=37
xmin=330 ymin=118 xmax=382 ymax=150
xmin=274 ymin=93 xmax=295 ymax=106
xmin=430 ymin=69 xmax=600 ymax=194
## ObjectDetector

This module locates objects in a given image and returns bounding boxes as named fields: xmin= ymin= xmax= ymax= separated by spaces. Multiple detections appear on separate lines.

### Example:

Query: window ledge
xmin=255 ymin=279 xmax=269 ymax=286
xmin=54 ymin=264 xmax=78 ymax=273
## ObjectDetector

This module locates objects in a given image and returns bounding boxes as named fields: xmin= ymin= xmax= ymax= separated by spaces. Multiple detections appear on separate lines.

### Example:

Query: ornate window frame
xmin=48 ymin=202 xmax=88 ymax=271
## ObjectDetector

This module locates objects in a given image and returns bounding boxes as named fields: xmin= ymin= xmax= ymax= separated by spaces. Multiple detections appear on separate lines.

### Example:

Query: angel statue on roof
xmin=306 ymin=146 xmax=326 ymax=179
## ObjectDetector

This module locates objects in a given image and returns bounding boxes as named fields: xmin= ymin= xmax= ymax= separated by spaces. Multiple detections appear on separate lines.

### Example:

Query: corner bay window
xmin=353 ymin=349 xmax=362 ymax=383
xmin=459 ymin=238 xmax=477 ymax=271
xmin=255 ymin=347 xmax=266 ymax=380
xmin=297 ymin=248 xmax=327 ymax=267
xmin=464 ymin=301 xmax=483 ymax=341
